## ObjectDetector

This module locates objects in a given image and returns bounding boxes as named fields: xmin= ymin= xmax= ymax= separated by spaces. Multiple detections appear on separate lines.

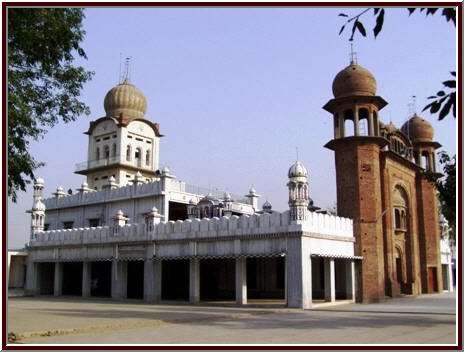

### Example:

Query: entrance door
xmin=427 ymin=267 xmax=438 ymax=292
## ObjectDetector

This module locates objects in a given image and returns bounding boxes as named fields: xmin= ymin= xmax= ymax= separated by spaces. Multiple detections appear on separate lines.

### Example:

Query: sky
xmin=7 ymin=6 xmax=457 ymax=249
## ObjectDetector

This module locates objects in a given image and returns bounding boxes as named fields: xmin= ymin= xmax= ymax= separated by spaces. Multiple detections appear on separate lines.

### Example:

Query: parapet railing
xmin=31 ymin=211 xmax=353 ymax=245
xmin=75 ymin=155 xmax=157 ymax=172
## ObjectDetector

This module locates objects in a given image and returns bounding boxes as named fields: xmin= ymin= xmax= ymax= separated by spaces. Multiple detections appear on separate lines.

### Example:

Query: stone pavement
xmin=7 ymin=292 xmax=457 ymax=345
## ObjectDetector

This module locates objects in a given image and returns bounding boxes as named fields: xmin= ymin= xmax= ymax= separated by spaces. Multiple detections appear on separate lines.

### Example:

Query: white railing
xmin=32 ymin=211 xmax=354 ymax=245
xmin=75 ymin=155 xmax=156 ymax=172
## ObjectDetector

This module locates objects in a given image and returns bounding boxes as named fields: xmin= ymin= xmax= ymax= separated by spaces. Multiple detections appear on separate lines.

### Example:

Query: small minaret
xmin=30 ymin=177 xmax=46 ymax=239
xmin=245 ymin=187 xmax=260 ymax=211
xmin=223 ymin=192 xmax=233 ymax=217
xmin=111 ymin=209 xmax=129 ymax=235
xmin=287 ymin=161 xmax=309 ymax=222
xmin=146 ymin=205 xmax=163 ymax=232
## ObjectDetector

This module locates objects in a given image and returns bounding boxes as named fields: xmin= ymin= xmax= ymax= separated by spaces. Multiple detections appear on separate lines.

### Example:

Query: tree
xmin=8 ymin=8 xmax=93 ymax=202
xmin=337 ymin=7 xmax=456 ymax=121
xmin=427 ymin=152 xmax=456 ymax=241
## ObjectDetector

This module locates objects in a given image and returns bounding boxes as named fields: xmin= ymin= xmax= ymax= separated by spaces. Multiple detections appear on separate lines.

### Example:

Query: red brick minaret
xmin=323 ymin=58 xmax=389 ymax=302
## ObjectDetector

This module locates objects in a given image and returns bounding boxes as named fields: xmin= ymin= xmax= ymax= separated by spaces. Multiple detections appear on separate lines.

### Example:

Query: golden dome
xmin=400 ymin=114 xmax=434 ymax=143
xmin=332 ymin=62 xmax=377 ymax=98
xmin=104 ymin=78 xmax=147 ymax=119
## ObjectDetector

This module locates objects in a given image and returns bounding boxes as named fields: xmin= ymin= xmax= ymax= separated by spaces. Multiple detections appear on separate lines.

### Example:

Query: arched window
xmin=104 ymin=145 xmax=110 ymax=163
xmin=112 ymin=144 xmax=117 ymax=157
xmin=126 ymin=145 xmax=131 ymax=161
xmin=392 ymin=186 xmax=408 ymax=231
xmin=135 ymin=148 xmax=142 ymax=167
xmin=394 ymin=209 xmax=402 ymax=229
xmin=146 ymin=150 xmax=150 ymax=166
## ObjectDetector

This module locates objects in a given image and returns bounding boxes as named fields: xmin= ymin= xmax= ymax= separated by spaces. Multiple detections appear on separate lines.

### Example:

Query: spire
xmin=349 ymin=42 xmax=358 ymax=64
xmin=119 ymin=56 xmax=132 ymax=83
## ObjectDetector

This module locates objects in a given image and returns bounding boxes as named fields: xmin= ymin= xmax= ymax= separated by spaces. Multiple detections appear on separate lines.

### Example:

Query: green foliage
xmin=8 ymin=8 xmax=94 ymax=202
xmin=425 ymin=151 xmax=456 ymax=240
xmin=422 ymin=72 xmax=456 ymax=120
xmin=337 ymin=7 xmax=456 ymax=121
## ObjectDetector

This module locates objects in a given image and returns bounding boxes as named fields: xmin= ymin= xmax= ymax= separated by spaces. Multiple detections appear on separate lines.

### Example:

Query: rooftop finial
xmin=296 ymin=146 xmax=299 ymax=161
xmin=412 ymin=95 xmax=416 ymax=115
xmin=120 ymin=56 xmax=132 ymax=83
xmin=349 ymin=42 xmax=358 ymax=64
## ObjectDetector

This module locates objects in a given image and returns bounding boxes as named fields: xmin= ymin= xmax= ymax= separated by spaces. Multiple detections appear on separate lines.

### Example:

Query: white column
xmin=189 ymin=258 xmax=200 ymax=303
xmin=235 ymin=257 xmax=247 ymax=305
xmin=324 ymin=258 xmax=335 ymax=302
xmin=144 ymin=260 xmax=155 ymax=302
xmin=54 ymin=262 xmax=63 ymax=296
xmin=447 ymin=263 xmax=454 ymax=292
xmin=82 ymin=262 xmax=91 ymax=298
xmin=25 ymin=261 xmax=38 ymax=295
xmin=345 ymin=260 xmax=355 ymax=301
xmin=286 ymin=237 xmax=312 ymax=309
xmin=154 ymin=260 xmax=162 ymax=302
xmin=111 ymin=260 xmax=127 ymax=300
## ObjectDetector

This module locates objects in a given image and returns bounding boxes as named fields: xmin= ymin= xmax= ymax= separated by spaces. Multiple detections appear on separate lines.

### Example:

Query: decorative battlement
xmin=31 ymin=211 xmax=353 ymax=246
xmin=42 ymin=181 xmax=164 ymax=209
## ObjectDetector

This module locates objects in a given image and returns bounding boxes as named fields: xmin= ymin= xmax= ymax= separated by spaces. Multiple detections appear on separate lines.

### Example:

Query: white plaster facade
xmin=24 ymin=78 xmax=357 ymax=309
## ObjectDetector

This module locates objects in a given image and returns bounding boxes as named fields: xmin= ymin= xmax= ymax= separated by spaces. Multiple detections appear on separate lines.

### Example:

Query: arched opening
xmin=344 ymin=110 xmax=355 ymax=137
xmin=146 ymin=150 xmax=150 ymax=166
xmin=126 ymin=145 xmax=131 ymax=161
xmin=135 ymin=148 xmax=142 ymax=167
xmin=421 ymin=150 xmax=429 ymax=170
xmin=96 ymin=147 xmax=100 ymax=161
xmin=358 ymin=108 xmax=369 ymax=136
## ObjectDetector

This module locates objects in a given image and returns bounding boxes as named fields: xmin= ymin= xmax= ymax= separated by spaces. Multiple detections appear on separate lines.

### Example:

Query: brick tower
xmin=323 ymin=58 xmax=388 ymax=302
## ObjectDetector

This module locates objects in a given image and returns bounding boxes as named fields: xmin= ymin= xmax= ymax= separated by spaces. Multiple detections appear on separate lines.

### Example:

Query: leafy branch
xmin=422 ymin=72 xmax=456 ymax=120
xmin=337 ymin=7 xmax=456 ymax=121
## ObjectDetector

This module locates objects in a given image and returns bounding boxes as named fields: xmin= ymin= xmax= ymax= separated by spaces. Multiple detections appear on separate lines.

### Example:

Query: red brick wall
xmin=334 ymin=139 xmax=385 ymax=302
xmin=416 ymin=175 xmax=443 ymax=293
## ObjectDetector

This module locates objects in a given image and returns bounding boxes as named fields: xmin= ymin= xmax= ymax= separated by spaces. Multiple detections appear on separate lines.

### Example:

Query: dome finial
xmin=349 ymin=42 xmax=358 ymax=64
xmin=119 ymin=56 xmax=132 ymax=84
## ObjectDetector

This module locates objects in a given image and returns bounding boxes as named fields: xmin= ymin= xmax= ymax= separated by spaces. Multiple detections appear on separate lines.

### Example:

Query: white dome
xmin=224 ymin=192 xmax=232 ymax=201
xmin=81 ymin=182 xmax=88 ymax=188
xmin=249 ymin=187 xmax=257 ymax=195
xmin=34 ymin=177 xmax=44 ymax=185
xmin=56 ymin=186 xmax=64 ymax=192
xmin=288 ymin=161 xmax=308 ymax=178
xmin=32 ymin=199 xmax=46 ymax=212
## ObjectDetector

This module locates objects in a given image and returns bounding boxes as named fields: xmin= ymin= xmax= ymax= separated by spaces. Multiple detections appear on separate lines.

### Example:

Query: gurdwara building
xmin=23 ymin=58 xmax=451 ymax=308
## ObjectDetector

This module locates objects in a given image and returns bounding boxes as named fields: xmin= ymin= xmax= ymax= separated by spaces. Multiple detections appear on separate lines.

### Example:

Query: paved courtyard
xmin=7 ymin=292 xmax=456 ymax=345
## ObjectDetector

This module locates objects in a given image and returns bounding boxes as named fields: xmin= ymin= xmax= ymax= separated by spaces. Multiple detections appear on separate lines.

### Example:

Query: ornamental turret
xmin=30 ymin=177 xmax=46 ymax=239
xmin=287 ymin=161 xmax=309 ymax=222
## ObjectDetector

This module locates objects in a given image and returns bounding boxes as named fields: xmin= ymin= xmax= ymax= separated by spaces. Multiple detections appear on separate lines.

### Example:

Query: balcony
xmin=75 ymin=155 xmax=156 ymax=173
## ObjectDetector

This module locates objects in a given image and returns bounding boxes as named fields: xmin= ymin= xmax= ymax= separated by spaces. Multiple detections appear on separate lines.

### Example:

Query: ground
xmin=7 ymin=292 xmax=456 ymax=345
